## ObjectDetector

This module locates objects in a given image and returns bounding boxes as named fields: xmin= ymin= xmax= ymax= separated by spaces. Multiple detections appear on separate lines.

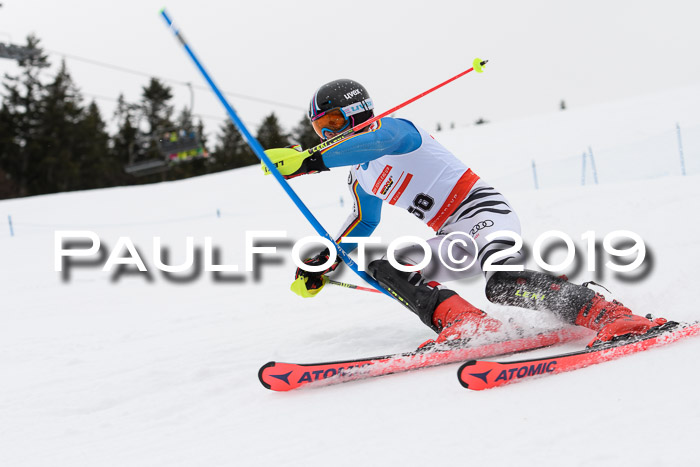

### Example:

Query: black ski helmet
xmin=308 ymin=79 xmax=374 ymax=140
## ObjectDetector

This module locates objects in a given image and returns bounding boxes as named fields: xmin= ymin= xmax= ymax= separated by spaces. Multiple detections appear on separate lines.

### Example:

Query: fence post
xmin=581 ymin=152 xmax=587 ymax=185
xmin=8 ymin=215 xmax=14 ymax=237
xmin=531 ymin=160 xmax=539 ymax=190
xmin=588 ymin=146 xmax=599 ymax=185
xmin=676 ymin=123 xmax=686 ymax=176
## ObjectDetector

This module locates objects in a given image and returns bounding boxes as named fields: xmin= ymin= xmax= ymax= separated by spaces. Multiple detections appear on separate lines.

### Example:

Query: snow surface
xmin=2 ymin=85 xmax=700 ymax=466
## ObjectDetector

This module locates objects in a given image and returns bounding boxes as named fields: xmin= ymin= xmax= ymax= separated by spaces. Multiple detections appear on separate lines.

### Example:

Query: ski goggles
xmin=310 ymin=99 xmax=374 ymax=140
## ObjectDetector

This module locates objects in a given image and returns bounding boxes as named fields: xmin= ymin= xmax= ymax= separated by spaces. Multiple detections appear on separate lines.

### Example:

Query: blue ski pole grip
xmin=159 ymin=9 xmax=392 ymax=298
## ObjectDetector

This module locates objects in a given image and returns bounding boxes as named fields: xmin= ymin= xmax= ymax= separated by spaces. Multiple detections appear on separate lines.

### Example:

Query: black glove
xmin=295 ymin=248 xmax=342 ymax=291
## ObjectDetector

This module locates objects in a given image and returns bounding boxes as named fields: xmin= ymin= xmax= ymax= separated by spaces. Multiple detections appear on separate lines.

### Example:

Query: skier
xmin=263 ymin=79 xmax=666 ymax=348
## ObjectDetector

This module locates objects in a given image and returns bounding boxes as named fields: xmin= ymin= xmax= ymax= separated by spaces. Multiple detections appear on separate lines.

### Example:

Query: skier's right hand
xmin=262 ymin=147 xmax=329 ymax=179
xmin=290 ymin=248 xmax=341 ymax=298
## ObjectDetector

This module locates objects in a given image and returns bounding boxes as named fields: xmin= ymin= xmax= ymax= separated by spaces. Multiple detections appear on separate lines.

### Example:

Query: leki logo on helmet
xmin=344 ymin=89 xmax=361 ymax=100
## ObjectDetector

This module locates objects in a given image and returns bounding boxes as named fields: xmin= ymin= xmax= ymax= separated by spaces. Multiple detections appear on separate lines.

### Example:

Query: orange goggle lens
xmin=311 ymin=108 xmax=349 ymax=138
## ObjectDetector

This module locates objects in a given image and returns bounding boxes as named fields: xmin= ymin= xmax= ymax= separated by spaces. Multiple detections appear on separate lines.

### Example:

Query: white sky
xmin=1 ymin=0 xmax=699 ymax=140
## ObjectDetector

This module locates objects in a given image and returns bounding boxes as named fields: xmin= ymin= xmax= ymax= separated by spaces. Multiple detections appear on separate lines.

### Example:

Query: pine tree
xmin=141 ymin=78 xmax=174 ymax=135
xmin=112 ymin=93 xmax=141 ymax=166
xmin=212 ymin=120 xmax=257 ymax=170
xmin=0 ymin=102 xmax=19 ymax=198
xmin=0 ymin=90 xmax=19 ymax=198
xmin=0 ymin=102 xmax=18 ymax=198
xmin=75 ymin=101 xmax=119 ymax=189
xmin=256 ymin=112 xmax=289 ymax=149
xmin=0 ymin=34 xmax=49 ymax=197
xmin=140 ymin=78 xmax=174 ymax=162
xmin=36 ymin=59 xmax=85 ymax=194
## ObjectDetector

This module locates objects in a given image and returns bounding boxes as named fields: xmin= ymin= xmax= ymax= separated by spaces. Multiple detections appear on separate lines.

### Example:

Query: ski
xmin=457 ymin=321 xmax=700 ymax=390
xmin=258 ymin=326 xmax=591 ymax=391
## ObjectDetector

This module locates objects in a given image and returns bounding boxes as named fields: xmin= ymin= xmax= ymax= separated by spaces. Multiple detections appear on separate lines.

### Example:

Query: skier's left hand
xmin=261 ymin=147 xmax=329 ymax=179
xmin=290 ymin=248 xmax=341 ymax=298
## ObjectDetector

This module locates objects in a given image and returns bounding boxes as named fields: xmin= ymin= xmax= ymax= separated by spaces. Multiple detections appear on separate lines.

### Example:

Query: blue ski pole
xmin=160 ymin=9 xmax=392 ymax=298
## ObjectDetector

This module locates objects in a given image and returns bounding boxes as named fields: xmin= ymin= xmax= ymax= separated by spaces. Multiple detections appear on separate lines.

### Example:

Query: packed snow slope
xmin=2 ymin=85 xmax=700 ymax=467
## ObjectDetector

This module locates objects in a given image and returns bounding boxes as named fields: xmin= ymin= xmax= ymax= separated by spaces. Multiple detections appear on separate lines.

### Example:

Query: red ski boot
xmin=419 ymin=295 xmax=502 ymax=349
xmin=576 ymin=293 xmax=667 ymax=346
